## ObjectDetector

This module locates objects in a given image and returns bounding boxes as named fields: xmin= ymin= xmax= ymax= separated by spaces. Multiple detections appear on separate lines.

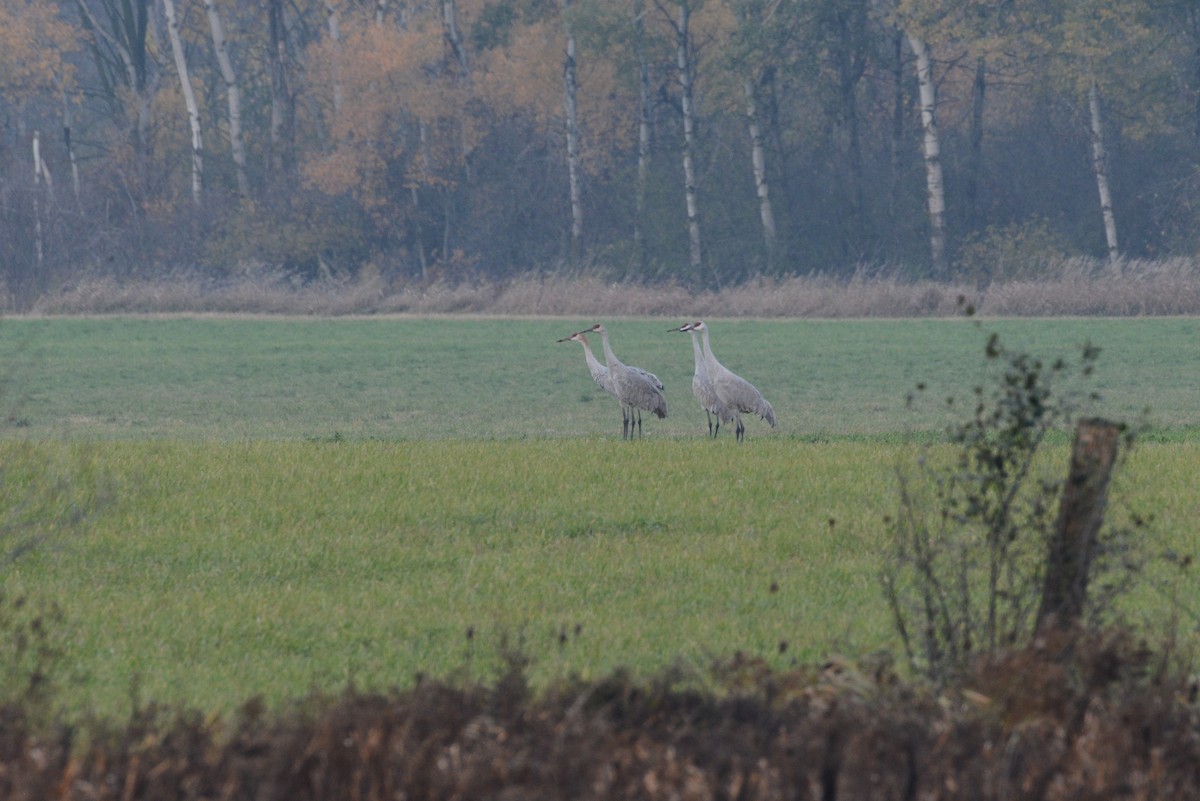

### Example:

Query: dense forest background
xmin=3 ymin=0 xmax=1200 ymax=309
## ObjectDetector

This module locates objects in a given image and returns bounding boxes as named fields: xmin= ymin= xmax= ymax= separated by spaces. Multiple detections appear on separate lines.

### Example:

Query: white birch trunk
xmin=33 ymin=130 xmax=53 ymax=201
xmin=677 ymin=0 xmax=703 ymax=277
xmin=744 ymin=77 xmax=776 ymax=267
xmin=562 ymin=0 xmax=583 ymax=261
xmin=1088 ymin=80 xmax=1120 ymax=265
xmin=203 ymin=0 xmax=249 ymax=197
xmin=163 ymin=0 xmax=203 ymax=206
xmin=908 ymin=33 xmax=947 ymax=275
xmin=32 ymin=130 xmax=44 ymax=270
xmin=442 ymin=0 xmax=469 ymax=76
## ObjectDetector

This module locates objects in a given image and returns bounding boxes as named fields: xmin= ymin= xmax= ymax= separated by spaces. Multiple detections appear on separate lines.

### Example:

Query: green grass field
xmin=3 ymin=315 xmax=1198 ymax=440
xmin=0 ymin=316 xmax=1196 ymax=717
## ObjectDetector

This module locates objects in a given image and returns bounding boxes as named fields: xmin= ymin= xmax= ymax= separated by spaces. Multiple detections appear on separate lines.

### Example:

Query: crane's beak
xmin=556 ymin=336 xmax=573 ymax=342
xmin=668 ymin=324 xmax=691 ymax=332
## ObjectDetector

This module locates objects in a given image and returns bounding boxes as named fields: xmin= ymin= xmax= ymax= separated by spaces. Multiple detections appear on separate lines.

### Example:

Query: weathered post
xmin=1036 ymin=418 xmax=1120 ymax=632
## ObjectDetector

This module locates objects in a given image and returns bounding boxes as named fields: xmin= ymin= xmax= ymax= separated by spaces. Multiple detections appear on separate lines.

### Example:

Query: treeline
xmin=3 ymin=0 xmax=1200 ymax=307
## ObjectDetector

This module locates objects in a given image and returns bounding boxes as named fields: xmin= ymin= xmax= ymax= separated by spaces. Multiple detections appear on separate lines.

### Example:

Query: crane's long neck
xmin=698 ymin=326 xmax=719 ymax=371
xmin=689 ymin=330 xmax=705 ymax=373
xmin=579 ymin=336 xmax=605 ymax=377
xmin=598 ymin=330 xmax=620 ymax=370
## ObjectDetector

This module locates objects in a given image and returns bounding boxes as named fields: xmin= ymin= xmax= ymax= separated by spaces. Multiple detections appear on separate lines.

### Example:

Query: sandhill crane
xmin=669 ymin=322 xmax=723 ymax=437
xmin=559 ymin=324 xmax=667 ymax=438
xmin=557 ymin=331 xmax=616 ymax=398
xmin=687 ymin=321 xmax=775 ymax=442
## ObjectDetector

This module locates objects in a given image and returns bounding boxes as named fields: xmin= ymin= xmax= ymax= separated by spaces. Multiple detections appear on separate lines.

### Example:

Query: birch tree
xmin=202 ymin=0 xmax=249 ymax=197
xmin=1087 ymin=79 xmax=1119 ymax=264
xmin=723 ymin=0 xmax=790 ymax=271
xmin=563 ymin=0 xmax=584 ymax=262
xmin=442 ymin=0 xmax=470 ymax=78
xmin=906 ymin=31 xmax=947 ymax=275
xmin=1048 ymin=0 xmax=1159 ymax=264
xmin=743 ymin=77 xmax=776 ymax=266
xmin=33 ymin=131 xmax=49 ymax=272
xmin=673 ymin=0 xmax=703 ymax=279
xmin=162 ymin=0 xmax=203 ymax=206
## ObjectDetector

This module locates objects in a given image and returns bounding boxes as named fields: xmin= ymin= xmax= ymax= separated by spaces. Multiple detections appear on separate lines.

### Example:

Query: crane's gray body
xmin=559 ymin=325 xmax=666 ymax=439
xmin=692 ymin=321 xmax=775 ymax=442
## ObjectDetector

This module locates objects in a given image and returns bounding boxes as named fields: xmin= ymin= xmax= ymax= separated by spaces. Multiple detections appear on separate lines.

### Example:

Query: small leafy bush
xmin=881 ymin=320 xmax=1138 ymax=683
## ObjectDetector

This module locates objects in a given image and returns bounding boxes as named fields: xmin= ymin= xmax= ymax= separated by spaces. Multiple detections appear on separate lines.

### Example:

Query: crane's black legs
xmin=620 ymin=406 xmax=646 ymax=439
xmin=735 ymin=416 xmax=745 ymax=443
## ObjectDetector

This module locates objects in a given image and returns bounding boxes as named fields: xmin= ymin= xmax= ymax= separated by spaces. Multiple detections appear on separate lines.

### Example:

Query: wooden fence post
xmin=1035 ymin=418 xmax=1120 ymax=633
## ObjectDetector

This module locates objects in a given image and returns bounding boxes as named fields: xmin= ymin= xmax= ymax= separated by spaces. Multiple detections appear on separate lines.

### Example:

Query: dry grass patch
xmin=26 ymin=257 xmax=1200 ymax=317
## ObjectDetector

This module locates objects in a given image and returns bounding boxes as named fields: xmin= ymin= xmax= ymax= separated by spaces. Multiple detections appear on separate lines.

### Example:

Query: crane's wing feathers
xmin=630 ymin=366 xmax=663 ymax=391
xmin=713 ymin=369 xmax=776 ymax=426
xmin=614 ymin=367 xmax=668 ymax=418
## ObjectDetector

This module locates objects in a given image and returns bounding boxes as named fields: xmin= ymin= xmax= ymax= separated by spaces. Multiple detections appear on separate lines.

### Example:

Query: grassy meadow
xmin=2 ymin=315 xmax=1198 ymax=439
xmin=0 ymin=315 xmax=1197 ymax=717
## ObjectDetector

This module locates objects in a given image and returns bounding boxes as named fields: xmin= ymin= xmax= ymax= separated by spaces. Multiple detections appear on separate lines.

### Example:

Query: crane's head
xmin=554 ymin=330 xmax=588 ymax=347
xmin=668 ymin=322 xmax=694 ymax=333
xmin=559 ymin=323 xmax=604 ymax=340
xmin=690 ymin=321 xmax=707 ymax=333
xmin=561 ymin=324 xmax=603 ymax=341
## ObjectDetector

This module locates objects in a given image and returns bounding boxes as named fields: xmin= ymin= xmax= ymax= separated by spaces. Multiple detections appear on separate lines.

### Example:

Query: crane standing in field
xmin=669 ymin=322 xmax=724 ymax=437
xmin=685 ymin=321 xmax=775 ymax=442
xmin=558 ymin=324 xmax=667 ymax=438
